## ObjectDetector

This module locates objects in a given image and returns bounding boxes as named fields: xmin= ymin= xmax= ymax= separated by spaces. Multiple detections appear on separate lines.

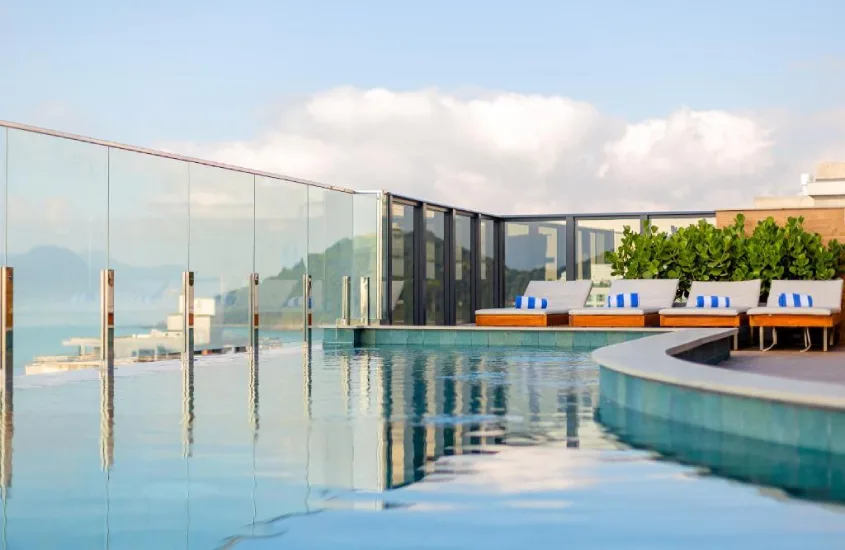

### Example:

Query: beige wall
xmin=716 ymin=207 xmax=845 ymax=244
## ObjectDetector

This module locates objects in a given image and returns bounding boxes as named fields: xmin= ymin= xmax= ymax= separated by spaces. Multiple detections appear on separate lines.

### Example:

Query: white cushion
xmin=475 ymin=280 xmax=592 ymax=317
xmin=766 ymin=280 xmax=843 ymax=310
xmin=747 ymin=306 xmax=838 ymax=316
xmin=606 ymin=279 xmax=678 ymax=310
xmin=660 ymin=307 xmax=744 ymax=317
xmin=685 ymin=280 xmax=761 ymax=309
xmin=569 ymin=307 xmax=651 ymax=316
xmin=523 ymin=280 xmax=592 ymax=309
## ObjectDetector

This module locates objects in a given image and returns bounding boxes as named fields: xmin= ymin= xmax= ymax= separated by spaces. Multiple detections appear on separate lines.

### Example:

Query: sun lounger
xmin=475 ymin=280 xmax=592 ymax=327
xmin=748 ymin=279 xmax=844 ymax=351
xmin=659 ymin=279 xmax=761 ymax=349
xmin=568 ymin=279 xmax=679 ymax=327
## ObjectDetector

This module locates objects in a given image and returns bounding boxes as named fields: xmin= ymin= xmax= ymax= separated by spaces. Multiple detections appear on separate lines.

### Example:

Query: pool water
xmin=4 ymin=346 xmax=845 ymax=548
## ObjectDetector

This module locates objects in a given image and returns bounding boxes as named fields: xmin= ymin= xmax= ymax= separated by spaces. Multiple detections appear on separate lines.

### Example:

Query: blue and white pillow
xmin=284 ymin=296 xmax=313 ymax=308
xmin=515 ymin=296 xmax=548 ymax=310
xmin=693 ymin=295 xmax=731 ymax=308
xmin=778 ymin=293 xmax=814 ymax=308
xmin=606 ymin=293 xmax=639 ymax=308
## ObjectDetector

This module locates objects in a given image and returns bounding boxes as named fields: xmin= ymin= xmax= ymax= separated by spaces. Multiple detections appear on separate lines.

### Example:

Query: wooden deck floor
xmin=719 ymin=349 xmax=845 ymax=386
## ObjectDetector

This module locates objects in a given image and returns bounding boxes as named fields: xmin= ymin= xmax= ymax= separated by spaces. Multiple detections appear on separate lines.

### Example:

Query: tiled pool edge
xmin=321 ymin=326 xmax=664 ymax=350
xmin=593 ymin=328 xmax=845 ymax=455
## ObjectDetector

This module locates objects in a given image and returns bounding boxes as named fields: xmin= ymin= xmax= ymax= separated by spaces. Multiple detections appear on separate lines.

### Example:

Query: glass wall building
xmin=0 ymin=121 xmax=717 ymax=369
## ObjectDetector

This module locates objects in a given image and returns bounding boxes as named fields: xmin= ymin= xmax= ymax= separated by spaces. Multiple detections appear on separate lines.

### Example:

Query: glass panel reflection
xmin=188 ymin=164 xmax=255 ymax=351
xmin=455 ymin=214 xmax=472 ymax=324
xmin=504 ymin=220 xmax=566 ymax=305
xmin=0 ymin=127 xmax=5 ymax=264
xmin=308 ymin=188 xmax=354 ymax=326
xmin=479 ymin=218 xmax=496 ymax=309
xmin=576 ymin=218 xmax=639 ymax=307
xmin=425 ymin=209 xmax=445 ymax=325
xmin=390 ymin=203 xmax=415 ymax=325
xmin=352 ymin=194 xmax=381 ymax=323
xmin=109 ymin=148 xmax=189 ymax=362
xmin=254 ymin=175 xmax=308 ymax=346
xmin=6 ymin=129 xmax=108 ymax=373
xmin=2 ymin=346 xmax=623 ymax=545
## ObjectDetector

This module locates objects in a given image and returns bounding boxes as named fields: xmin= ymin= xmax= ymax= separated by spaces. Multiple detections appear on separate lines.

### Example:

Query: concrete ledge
xmin=593 ymin=328 xmax=845 ymax=454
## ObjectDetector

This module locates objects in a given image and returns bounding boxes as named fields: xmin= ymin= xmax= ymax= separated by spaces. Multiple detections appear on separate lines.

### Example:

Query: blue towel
xmin=694 ymin=295 xmax=731 ymax=308
xmin=515 ymin=296 xmax=548 ymax=310
xmin=778 ymin=293 xmax=814 ymax=308
xmin=606 ymin=293 xmax=639 ymax=308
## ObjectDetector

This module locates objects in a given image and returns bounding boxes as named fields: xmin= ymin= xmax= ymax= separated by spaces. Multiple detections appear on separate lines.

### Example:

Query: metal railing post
xmin=0 ymin=267 xmax=12 ymax=397
xmin=182 ymin=272 xmax=194 ymax=366
xmin=303 ymin=274 xmax=312 ymax=344
xmin=340 ymin=276 xmax=351 ymax=326
xmin=360 ymin=276 xmax=371 ymax=325
xmin=248 ymin=273 xmax=259 ymax=364
xmin=100 ymin=269 xmax=115 ymax=371
xmin=0 ymin=266 xmax=12 ymax=492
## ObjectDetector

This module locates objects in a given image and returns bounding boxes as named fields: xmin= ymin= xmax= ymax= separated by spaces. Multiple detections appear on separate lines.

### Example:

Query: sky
xmin=2 ymin=0 xmax=845 ymax=214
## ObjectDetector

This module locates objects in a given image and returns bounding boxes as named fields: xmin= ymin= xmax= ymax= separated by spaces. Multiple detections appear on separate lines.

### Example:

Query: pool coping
xmin=592 ymin=328 xmax=845 ymax=411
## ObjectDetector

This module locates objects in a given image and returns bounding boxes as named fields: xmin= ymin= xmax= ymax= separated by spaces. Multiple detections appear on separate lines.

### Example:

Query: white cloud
xmin=158 ymin=87 xmax=839 ymax=215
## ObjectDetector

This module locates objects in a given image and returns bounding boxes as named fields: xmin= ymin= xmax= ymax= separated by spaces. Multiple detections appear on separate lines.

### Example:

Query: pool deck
xmin=720 ymin=349 xmax=845 ymax=387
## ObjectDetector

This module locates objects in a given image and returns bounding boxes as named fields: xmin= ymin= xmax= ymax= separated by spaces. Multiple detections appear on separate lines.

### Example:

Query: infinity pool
xmin=5 ymin=346 xmax=845 ymax=548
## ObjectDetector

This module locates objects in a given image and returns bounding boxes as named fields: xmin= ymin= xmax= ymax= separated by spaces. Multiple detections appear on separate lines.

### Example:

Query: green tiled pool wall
xmin=599 ymin=363 xmax=845 ymax=455
xmin=597 ymin=397 xmax=845 ymax=500
xmin=322 ymin=327 xmax=658 ymax=350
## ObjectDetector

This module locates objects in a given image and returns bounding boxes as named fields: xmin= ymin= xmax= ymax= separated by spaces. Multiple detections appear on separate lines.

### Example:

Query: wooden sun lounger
xmin=473 ymin=280 xmax=592 ymax=327
xmin=659 ymin=280 xmax=761 ymax=349
xmin=747 ymin=279 xmax=844 ymax=352
xmin=475 ymin=312 xmax=569 ymax=327
xmin=566 ymin=279 xmax=678 ymax=328
xmin=568 ymin=312 xmax=660 ymax=327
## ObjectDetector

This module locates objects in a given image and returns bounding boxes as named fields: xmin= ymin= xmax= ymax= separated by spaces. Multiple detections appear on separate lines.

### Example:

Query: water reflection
xmin=1 ymin=382 xmax=12 ymax=550
xmin=2 ymin=347 xmax=843 ymax=547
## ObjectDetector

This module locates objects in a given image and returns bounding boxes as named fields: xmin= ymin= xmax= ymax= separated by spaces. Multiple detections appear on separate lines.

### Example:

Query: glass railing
xmin=0 ymin=122 xmax=383 ymax=373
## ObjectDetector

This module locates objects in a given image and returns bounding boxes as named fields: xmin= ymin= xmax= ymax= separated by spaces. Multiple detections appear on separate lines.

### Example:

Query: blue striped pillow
xmin=778 ymin=293 xmax=814 ymax=308
xmin=694 ymin=295 xmax=731 ymax=308
xmin=606 ymin=293 xmax=639 ymax=308
xmin=515 ymin=296 xmax=548 ymax=310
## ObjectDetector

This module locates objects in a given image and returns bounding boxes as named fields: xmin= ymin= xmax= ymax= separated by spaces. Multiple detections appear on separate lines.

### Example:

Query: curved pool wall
xmin=593 ymin=328 xmax=845 ymax=455
xmin=598 ymin=399 xmax=845 ymax=504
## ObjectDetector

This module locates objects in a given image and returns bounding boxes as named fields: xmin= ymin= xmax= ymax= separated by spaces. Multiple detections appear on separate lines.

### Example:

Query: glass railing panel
xmin=390 ymin=203 xmax=415 ymax=325
xmin=575 ymin=218 xmax=640 ymax=307
xmin=6 ymin=129 xmax=108 ymax=373
xmin=424 ymin=209 xmax=445 ymax=325
xmin=254 ymin=175 xmax=308 ymax=346
xmin=0 ymin=127 xmax=6 ymax=265
xmin=503 ymin=220 xmax=567 ymax=306
xmin=308 ymin=188 xmax=353 ymax=326
xmin=455 ymin=214 xmax=472 ymax=324
xmin=479 ymin=218 xmax=496 ymax=310
xmin=648 ymin=216 xmax=715 ymax=235
xmin=188 ymin=164 xmax=255 ymax=351
xmin=352 ymin=193 xmax=381 ymax=324
xmin=108 ymin=148 xmax=189 ymax=363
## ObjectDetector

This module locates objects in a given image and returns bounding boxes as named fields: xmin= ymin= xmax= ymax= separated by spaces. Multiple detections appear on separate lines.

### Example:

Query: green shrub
xmin=605 ymin=215 xmax=844 ymax=300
